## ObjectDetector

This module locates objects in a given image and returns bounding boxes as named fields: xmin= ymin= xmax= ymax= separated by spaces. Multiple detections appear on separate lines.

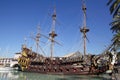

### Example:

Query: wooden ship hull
xmin=18 ymin=47 xmax=109 ymax=75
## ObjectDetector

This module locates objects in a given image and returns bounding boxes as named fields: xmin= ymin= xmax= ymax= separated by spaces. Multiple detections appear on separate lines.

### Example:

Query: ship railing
xmin=61 ymin=57 xmax=83 ymax=63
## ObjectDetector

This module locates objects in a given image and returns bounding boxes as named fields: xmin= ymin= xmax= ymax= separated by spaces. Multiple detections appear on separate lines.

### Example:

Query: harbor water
xmin=0 ymin=71 xmax=113 ymax=80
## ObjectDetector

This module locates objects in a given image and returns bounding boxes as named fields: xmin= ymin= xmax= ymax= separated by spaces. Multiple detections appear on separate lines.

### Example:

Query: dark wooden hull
xmin=20 ymin=62 xmax=107 ymax=75
xmin=21 ymin=68 xmax=105 ymax=75
xmin=18 ymin=47 xmax=109 ymax=75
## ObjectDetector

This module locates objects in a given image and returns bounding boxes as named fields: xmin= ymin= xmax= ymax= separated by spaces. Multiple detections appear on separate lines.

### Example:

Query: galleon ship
xmin=18 ymin=1 xmax=117 ymax=75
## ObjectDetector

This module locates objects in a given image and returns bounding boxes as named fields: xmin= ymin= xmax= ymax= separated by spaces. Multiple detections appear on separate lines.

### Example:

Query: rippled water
xmin=0 ymin=71 xmax=112 ymax=80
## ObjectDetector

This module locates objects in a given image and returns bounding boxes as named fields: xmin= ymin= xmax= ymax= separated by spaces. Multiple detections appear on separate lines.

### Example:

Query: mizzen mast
xmin=49 ymin=7 xmax=57 ymax=58
xmin=80 ymin=0 xmax=89 ymax=56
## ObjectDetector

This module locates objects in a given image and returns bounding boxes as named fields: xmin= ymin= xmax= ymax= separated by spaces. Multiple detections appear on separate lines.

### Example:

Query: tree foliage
xmin=107 ymin=0 xmax=120 ymax=17
xmin=110 ymin=14 xmax=120 ymax=33
xmin=108 ymin=0 xmax=120 ymax=50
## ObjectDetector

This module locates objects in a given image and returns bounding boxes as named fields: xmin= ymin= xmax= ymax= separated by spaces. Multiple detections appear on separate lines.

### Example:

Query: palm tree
xmin=112 ymin=32 xmax=120 ymax=48
xmin=107 ymin=0 xmax=120 ymax=17
xmin=107 ymin=0 xmax=120 ymax=33
xmin=108 ymin=0 xmax=120 ymax=49
xmin=110 ymin=12 xmax=120 ymax=33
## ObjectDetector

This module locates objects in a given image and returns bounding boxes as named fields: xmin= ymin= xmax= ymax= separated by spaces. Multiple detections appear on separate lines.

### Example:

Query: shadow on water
xmin=0 ymin=71 xmax=112 ymax=80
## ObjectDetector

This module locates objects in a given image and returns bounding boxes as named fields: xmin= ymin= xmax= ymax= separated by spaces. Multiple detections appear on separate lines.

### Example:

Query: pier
xmin=0 ymin=53 xmax=21 ymax=69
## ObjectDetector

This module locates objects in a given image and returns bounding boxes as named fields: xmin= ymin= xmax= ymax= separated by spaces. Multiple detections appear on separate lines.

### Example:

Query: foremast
xmin=36 ymin=26 xmax=41 ymax=54
xmin=80 ymin=0 xmax=89 ymax=56
xmin=49 ymin=7 xmax=57 ymax=59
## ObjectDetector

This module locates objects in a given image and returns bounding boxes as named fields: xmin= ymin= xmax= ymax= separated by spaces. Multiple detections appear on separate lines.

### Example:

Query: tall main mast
xmin=80 ymin=0 xmax=89 ymax=56
xmin=49 ymin=7 xmax=57 ymax=58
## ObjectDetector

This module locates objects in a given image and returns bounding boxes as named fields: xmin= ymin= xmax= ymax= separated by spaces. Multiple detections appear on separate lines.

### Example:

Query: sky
xmin=0 ymin=0 xmax=113 ymax=58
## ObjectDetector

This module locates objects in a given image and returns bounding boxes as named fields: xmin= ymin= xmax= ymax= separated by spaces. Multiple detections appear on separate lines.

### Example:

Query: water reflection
xmin=0 ymin=71 xmax=112 ymax=80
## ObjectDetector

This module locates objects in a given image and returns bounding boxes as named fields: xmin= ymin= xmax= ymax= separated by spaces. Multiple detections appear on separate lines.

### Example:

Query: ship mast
xmin=36 ymin=26 xmax=41 ymax=54
xmin=80 ymin=0 xmax=89 ymax=56
xmin=49 ymin=7 xmax=57 ymax=59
